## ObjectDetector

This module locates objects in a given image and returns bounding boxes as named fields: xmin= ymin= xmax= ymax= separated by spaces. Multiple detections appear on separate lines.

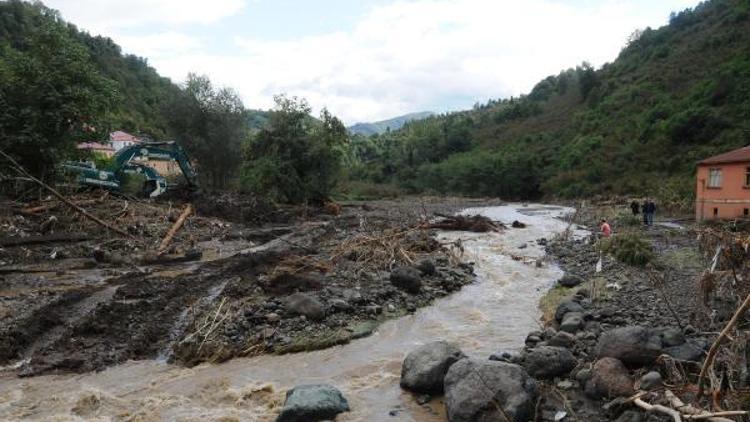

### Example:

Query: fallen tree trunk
xmin=0 ymin=233 xmax=90 ymax=247
xmin=20 ymin=196 xmax=105 ymax=215
xmin=159 ymin=204 xmax=193 ymax=253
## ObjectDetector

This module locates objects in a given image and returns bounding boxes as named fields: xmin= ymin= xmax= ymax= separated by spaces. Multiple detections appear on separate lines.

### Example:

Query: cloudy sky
xmin=45 ymin=0 xmax=700 ymax=124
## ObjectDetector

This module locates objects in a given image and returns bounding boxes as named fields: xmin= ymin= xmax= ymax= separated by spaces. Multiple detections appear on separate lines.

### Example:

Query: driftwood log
xmin=158 ymin=203 xmax=193 ymax=253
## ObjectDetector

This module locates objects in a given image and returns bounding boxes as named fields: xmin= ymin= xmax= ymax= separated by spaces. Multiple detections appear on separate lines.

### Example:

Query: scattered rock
xmin=417 ymin=260 xmax=437 ymax=276
xmin=523 ymin=346 xmax=576 ymax=379
xmin=639 ymin=371 xmax=662 ymax=390
xmin=585 ymin=358 xmax=634 ymax=399
xmin=560 ymin=312 xmax=584 ymax=333
xmin=276 ymin=384 xmax=350 ymax=422
xmin=548 ymin=331 xmax=576 ymax=348
xmin=555 ymin=299 xmax=584 ymax=322
xmin=330 ymin=299 xmax=352 ymax=313
xmin=656 ymin=327 xmax=685 ymax=347
xmin=595 ymin=326 xmax=662 ymax=367
xmin=416 ymin=394 xmax=431 ymax=405
xmin=285 ymin=293 xmax=326 ymax=321
xmin=390 ymin=266 xmax=422 ymax=294
xmin=400 ymin=341 xmax=465 ymax=394
xmin=664 ymin=339 xmax=708 ymax=362
xmin=444 ymin=359 xmax=537 ymax=422
xmin=512 ymin=220 xmax=526 ymax=228
xmin=265 ymin=313 xmax=281 ymax=323
xmin=558 ymin=274 xmax=584 ymax=288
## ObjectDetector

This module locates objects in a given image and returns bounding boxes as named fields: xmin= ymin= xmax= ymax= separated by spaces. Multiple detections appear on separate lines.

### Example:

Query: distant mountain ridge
xmin=348 ymin=111 xmax=434 ymax=136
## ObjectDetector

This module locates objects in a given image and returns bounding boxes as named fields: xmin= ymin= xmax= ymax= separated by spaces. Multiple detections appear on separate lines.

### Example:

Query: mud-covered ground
xmin=0 ymin=193 xmax=503 ymax=376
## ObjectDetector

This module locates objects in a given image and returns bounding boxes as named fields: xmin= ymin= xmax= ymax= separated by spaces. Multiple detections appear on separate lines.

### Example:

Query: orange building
xmin=696 ymin=146 xmax=750 ymax=220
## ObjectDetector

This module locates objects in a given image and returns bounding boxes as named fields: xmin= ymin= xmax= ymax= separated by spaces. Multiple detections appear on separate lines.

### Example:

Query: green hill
xmin=348 ymin=111 xmax=434 ymax=136
xmin=350 ymin=0 xmax=750 ymax=203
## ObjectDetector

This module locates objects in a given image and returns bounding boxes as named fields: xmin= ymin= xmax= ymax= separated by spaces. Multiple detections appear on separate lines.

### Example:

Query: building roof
xmin=109 ymin=131 xmax=141 ymax=143
xmin=699 ymin=146 xmax=750 ymax=165
xmin=77 ymin=142 xmax=115 ymax=151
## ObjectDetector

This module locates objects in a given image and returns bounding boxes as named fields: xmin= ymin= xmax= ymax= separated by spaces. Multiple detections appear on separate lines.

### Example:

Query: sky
xmin=44 ymin=0 xmax=701 ymax=124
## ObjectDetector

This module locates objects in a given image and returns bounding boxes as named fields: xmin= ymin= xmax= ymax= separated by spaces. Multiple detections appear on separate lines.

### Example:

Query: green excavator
xmin=62 ymin=141 xmax=198 ymax=197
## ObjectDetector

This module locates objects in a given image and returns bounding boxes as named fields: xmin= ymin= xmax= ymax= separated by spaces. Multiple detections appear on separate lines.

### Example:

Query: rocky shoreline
xmin=389 ymin=209 xmax=719 ymax=422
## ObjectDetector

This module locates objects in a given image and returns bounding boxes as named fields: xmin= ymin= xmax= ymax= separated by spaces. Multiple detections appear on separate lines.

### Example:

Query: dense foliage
xmin=0 ymin=2 xmax=118 ymax=177
xmin=349 ymin=0 xmax=750 ymax=201
xmin=0 ymin=0 xmax=183 ymax=176
xmin=242 ymin=96 xmax=348 ymax=203
xmin=165 ymin=74 xmax=246 ymax=189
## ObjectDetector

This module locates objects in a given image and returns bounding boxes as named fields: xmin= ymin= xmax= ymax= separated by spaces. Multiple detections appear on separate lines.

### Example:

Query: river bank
xmin=0 ymin=201 xmax=575 ymax=421
xmin=458 ymin=204 xmax=727 ymax=422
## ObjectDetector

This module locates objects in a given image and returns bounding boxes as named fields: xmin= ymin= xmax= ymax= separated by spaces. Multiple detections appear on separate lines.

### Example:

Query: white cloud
xmin=44 ymin=0 xmax=246 ymax=32
xmin=48 ymin=0 xmax=701 ymax=123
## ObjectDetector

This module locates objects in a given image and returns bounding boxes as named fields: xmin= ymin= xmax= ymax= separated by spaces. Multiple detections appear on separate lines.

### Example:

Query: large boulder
xmin=655 ymin=327 xmax=685 ymax=348
xmin=595 ymin=326 xmax=662 ymax=367
xmin=390 ymin=266 xmax=422 ymax=294
xmin=523 ymin=346 xmax=576 ymax=379
xmin=445 ymin=359 xmax=537 ymax=422
xmin=558 ymin=274 xmax=584 ymax=288
xmin=664 ymin=339 xmax=708 ymax=362
xmin=548 ymin=331 xmax=576 ymax=348
xmin=585 ymin=358 xmax=634 ymax=399
xmin=285 ymin=293 xmax=325 ymax=321
xmin=555 ymin=299 xmax=584 ymax=322
xmin=400 ymin=341 xmax=465 ymax=394
xmin=276 ymin=384 xmax=350 ymax=422
xmin=559 ymin=312 xmax=584 ymax=333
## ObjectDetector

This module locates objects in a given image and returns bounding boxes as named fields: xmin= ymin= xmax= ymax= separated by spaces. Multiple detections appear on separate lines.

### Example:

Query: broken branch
xmin=0 ymin=149 xmax=132 ymax=238
xmin=697 ymin=291 xmax=750 ymax=397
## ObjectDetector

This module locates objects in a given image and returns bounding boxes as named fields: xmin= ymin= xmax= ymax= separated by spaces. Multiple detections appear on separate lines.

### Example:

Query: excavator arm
xmin=62 ymin=141 xmax=198 ymax=197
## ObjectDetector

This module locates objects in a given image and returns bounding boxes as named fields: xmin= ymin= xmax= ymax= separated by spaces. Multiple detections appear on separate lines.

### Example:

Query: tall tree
xmin=0 ymin=10 xmax=117 ymax=178
xmin=242 ymin=95 xmax=348 ymax=203
xmin=165 ymin=74 xmax=246 ymax=189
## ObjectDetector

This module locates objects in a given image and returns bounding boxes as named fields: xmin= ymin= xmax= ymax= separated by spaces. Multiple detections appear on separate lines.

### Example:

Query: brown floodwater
xmin=0 ymin=204 xmax=583 ymax=421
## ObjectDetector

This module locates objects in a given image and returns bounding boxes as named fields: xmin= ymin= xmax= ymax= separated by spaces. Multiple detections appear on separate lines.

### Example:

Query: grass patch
xmin=601 ymin=233 xmax=655 ymax=267
xmin=539 ymin=285 xmax=575 ymax=323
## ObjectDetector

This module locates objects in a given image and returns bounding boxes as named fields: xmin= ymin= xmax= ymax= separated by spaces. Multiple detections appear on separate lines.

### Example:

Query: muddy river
xmin=0 ymin=204 xmax=581 ymax=421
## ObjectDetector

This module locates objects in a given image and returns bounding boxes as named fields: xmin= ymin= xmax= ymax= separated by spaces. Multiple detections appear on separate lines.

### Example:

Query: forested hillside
xmin=349 ymin=0 xmax=750 ymax=202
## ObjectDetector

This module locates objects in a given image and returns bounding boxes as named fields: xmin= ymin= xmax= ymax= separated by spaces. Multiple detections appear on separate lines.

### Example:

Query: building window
xmin=746 ymin=167 xmax=750 ymax=186
xmin=714 ymin=208 xmax=719 ymax=216
xmin=744 ymin=208 xmax=749 ymax=216
xmin=708 ymin=168 xmax=722 ymax=188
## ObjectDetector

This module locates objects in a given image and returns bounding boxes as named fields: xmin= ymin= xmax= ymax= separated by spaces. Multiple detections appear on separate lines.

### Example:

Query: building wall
xmin=696 ymin=162 xmax=750 ymax=220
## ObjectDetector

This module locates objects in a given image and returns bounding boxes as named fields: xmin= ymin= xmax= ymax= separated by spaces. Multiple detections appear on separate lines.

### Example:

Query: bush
xmin=602 ymin=233 xmax=655 ymax=266
xmin=614 ymin=212 xmax=642 ymax=227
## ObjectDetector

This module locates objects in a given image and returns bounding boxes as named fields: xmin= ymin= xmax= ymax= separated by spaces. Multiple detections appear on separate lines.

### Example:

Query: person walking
xmin=600 ymin=218 xmax=612 ymax=237
xmin=646 ymin=200 xmax=656 ymax=226
xmin=641 ymin=200 xmax=648 ymax=225
xmin=630 ymin=200 xmax=640 ymax=216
